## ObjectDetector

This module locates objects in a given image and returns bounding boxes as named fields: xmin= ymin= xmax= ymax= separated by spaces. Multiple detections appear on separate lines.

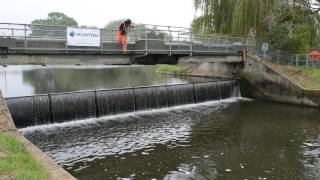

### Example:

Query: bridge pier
xmin=177 ymin=55 xmax=243 ymax=79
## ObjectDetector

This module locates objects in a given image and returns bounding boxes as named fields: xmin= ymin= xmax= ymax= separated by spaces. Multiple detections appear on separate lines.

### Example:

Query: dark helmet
xmin=125 ymin=19 xmax=132 ymax=24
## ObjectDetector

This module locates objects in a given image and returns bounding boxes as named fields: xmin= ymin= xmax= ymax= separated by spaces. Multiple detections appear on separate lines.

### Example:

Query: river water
xmin=1 ymin=65 xmax=319 ymax=179
xmin=21 ymin=99 xmax=320 ymax=180
xmin=0 ymin=65 xmax=206 ymax=97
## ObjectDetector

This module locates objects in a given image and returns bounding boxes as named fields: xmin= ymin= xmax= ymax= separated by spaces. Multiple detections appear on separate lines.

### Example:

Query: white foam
xmin=19 ymin=97 xmax=252 ymax=134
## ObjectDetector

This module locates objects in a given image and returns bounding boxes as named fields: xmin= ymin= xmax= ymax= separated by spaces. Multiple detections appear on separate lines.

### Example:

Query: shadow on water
xmin=22 ymin=100 xmax=320 ymax=180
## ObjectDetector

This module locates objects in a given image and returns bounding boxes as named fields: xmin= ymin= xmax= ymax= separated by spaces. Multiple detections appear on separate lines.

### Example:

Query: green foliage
xmin=32 ymin=12 xmax=78 ymax=27
xmin=0 ymin=132 xmax=47 ymax=180
xmin=31 ymin=12 xmax=78 ymax=38
xmin=193 ymin=0 xmax=273 ymax=38
xmin=275 ymin=65 xmax=320 ymax=89
xmin=267 ymin=25 xmax=290 ymax=50
xmin=289 ymin=25 xmax=317 ymax=53
xmin=267 ymin=5 xmax=318 ymax=53
xmin=193 ymin=0 xmax=320 ymax=53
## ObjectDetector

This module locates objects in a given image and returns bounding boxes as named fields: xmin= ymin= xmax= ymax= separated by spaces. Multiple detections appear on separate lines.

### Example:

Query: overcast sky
xmin=0 ymin=0 xmax=195 ymax=28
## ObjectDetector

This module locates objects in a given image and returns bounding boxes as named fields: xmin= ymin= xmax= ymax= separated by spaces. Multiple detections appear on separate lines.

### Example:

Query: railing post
xmin=225 ymin=38 xmax=228 ymax=53
xmin=277 ymin=50 xmax=280 ymax=64
xmin=177 ymin=31 xmax=180 ymax=51
xmin=295 ymin=54 xmax=298 ymax=66
xmin=209 ymin=38 xmax=211 ymax=54
xmin=190 ymin=33 xmax=193 ymax=56
xmin=306 ymin=54 xmax=309 ymax=67
xmin=65 ymin=27 xmax=68 ymax=54
xmin=145 ymin=28 xmax=148 ymax=56
xmin=100 ymin=29 xmax=103 ymax=54
xmin=169 ymin=27 xmax=172 ymax=56
xmin=24 ymin=25 xmax=28 ymax=53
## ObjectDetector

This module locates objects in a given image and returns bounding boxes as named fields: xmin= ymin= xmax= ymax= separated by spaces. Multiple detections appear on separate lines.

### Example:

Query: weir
xmin=5 ymin=80 xmax=240 ymax=128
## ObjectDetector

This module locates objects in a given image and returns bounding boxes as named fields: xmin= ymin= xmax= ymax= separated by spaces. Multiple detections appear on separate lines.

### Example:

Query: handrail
xmin=0 ymin=22 xmax=256 ymax=55
xmin=0 ymin=22 xmax=254 ymax=40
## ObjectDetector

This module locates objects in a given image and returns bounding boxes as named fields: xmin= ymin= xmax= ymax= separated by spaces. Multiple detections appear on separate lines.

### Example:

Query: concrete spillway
xmin=5 ymin=80 xmax=240 ymax=128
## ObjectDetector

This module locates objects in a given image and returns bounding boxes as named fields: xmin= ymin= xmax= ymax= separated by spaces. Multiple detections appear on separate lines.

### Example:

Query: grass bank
xmin=272 ymin=64 xmax=320 ymax=89
xmin=0 ymin=132 xmax=47 ymax=180
xmin=157 ymin=65 xmax=190 ymax=74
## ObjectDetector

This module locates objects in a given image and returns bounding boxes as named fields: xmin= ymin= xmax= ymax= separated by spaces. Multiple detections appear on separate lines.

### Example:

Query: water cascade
xmin=6 ymin=80 xmax=240 ymax=128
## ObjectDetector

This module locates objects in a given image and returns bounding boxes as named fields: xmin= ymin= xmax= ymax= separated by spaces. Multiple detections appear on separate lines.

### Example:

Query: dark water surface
xmin=22 ymin=99 xmax=320 ymax=180
xmin=0 ymin=65 xmax=206 ymax=97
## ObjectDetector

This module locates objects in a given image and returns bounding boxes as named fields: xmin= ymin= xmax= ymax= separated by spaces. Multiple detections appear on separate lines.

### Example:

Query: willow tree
xmin=193 ymin=0 xmax=235 ymax=35
xmin=193 ymin=0 xmax=276 ymax=39
xmin=193 ymin=0 xmax=319 ymax=52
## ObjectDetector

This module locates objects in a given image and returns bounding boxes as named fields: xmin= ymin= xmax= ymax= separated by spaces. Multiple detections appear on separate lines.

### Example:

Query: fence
xmin=257 ymin=49 xmax=320 ymax=68
xmin=0 ymin=22 xmax=256 ymax=55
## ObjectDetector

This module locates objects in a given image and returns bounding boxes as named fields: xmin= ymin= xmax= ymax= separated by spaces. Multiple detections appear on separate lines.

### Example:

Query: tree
xmin=193 ymin=0 xmax=320 ymax=53
xmin=31 ymin=12 xmax=78 ymax=38
xmin=193 ymin=0 xmax=278 ymax=38
xmin=32 ymin=12 xmax=78 ymax=27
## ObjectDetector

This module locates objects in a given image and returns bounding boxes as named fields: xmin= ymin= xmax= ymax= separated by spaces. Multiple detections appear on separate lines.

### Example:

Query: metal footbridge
xmin=0 ymin=23 xmax=255 ymax=56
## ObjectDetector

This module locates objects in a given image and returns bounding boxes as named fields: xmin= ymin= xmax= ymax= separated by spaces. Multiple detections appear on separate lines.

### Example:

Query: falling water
xmin=6 ymin=80 xmax=240 ymax=128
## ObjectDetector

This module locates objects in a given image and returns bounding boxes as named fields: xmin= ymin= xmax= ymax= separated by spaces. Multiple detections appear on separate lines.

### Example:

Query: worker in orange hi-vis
xmin=117 ymin=19 xmax=134 ymax=53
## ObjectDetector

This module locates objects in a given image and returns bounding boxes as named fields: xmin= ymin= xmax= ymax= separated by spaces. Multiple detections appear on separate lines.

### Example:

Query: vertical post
xmin=277 ymin=50 xmax=280 ymax=64
xmin=190 ymin=32 xmax=193 ymax=56
xmin=100 ymin=29 xmax=104 ymax=54
xmin=225 ymin=38 xmax=228 ymax=53
xmin=306 ymin=54 xmax=309 ymax=67
xmin=177 ymin=31 xmax=180 ymax=51
xmin=169 ymin=27 xmax=172 ymax=56
xmin=145 ymin=28 xmax=148 ymax=56
xmin=295 ymin=54 xmax=298 ymax=66
xmin=209 ymin=38 xmax=211 ymax=54
xmin=65 ymin=27 xmax=68 ymax=54
xmin=24 ymin=25 xmax=28 ymax=53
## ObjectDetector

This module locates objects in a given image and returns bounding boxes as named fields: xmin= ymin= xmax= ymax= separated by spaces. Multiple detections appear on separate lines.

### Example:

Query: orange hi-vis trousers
xmin=117 ymin=31 xmax=127 ymax=52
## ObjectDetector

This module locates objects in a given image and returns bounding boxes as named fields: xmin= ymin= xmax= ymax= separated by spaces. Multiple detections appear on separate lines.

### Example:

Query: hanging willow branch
xmin=192 ymin=0 xmax=276 ymax=39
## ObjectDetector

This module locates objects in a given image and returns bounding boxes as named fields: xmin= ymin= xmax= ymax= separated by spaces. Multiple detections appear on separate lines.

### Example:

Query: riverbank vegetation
xmin=273 ymin=64 xmax=320 ymax=89
xmin=193 ymin=0 xmax=320 ymax=54
xmin=0 ymin=132 xmax=47 ymax=180
xmin=157 ymin=65 xmax=190 ymax=74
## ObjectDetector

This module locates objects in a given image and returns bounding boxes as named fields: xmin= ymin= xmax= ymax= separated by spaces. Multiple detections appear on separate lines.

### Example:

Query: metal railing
xmin=257 ymin=49 xmax=320 ymax=68
xmin=0 ymin=22 xmax=256 ymax=55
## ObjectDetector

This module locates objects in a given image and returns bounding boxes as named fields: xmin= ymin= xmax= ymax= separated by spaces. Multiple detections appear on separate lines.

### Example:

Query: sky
xmin=0 ymin=0 xmax=195 ymax=28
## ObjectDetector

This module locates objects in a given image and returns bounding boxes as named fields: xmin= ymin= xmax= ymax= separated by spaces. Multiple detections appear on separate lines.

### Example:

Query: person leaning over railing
xmin=117 ymin=19 xmax=134 ymax=53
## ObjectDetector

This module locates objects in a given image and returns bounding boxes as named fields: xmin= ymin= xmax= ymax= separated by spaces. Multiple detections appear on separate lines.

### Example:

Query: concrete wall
xmin=0 ymin=54 xmax=131 ymax=65
xmin=178 ymin=56 xmax=242 ymax=79
xmin=241 ymin=55 xmax=320 ymax=108
xmin=0 ymin=90 xmax=76 ymax=179
xmin=0 ymin=91 xmax=16 ymax=132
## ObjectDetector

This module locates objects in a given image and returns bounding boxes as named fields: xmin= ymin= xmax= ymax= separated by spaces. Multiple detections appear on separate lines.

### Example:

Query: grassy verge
xmin=0 ymin=132 xmax=47 ymax=180
xmin=272 ymin=64 xmax=320 ymax=89
xmin=157 ymin=65 xmax=190 ymax=74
